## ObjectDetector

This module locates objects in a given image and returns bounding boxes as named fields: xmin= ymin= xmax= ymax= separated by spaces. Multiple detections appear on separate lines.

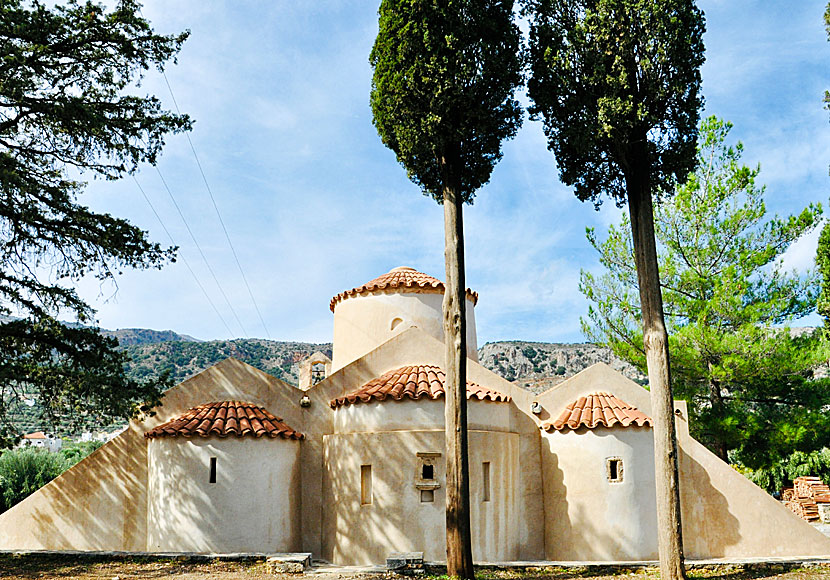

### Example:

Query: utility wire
xmin=132 ymin=176 xmax=236 ymax=339
xmin=153 ymin=167 xmax=249 ymax=338
xmin=161 ymin=73 xmax=272 ymax=340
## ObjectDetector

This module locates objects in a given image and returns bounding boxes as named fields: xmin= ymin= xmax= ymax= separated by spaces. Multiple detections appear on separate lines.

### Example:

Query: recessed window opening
xmin=482 ymin=462 xmax=491 ymax=502
xmin=420 ymin=489 xmax=434 ymax=503
xmin=607 ymin=457 xmax=623 ymax=483
xmin=390 ymin=317 xmax=404 ymax=331
xmin=209 ymin=457 xmax=217 ymax=484
xmin=422 ymin=464 xmax=434 ymax=480
xmin=361 ymin=464 xmax=373 ymax=505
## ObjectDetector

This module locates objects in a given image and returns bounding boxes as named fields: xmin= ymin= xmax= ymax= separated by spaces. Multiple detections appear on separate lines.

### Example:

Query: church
xmin=1 ymin=266 xmax=828 ymax=564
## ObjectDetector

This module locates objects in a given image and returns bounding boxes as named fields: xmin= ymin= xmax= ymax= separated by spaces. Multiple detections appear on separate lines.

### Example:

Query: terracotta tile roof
xmin=23 ymin=431 xmax=48 ymax=439
xmin=330 ymin=266 xmax=479 ymax=312
xmin=330 ymin=364 xmax=510 ymax=408
xmin=144 ymin=401 xmax=304 ymax=440
xmin=542 ymin=392 xmax=652 ymax=432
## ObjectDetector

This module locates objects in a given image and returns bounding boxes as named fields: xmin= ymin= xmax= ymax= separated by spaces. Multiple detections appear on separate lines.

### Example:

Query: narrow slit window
xmin=209 ymin=457 xmax=217 ymax=484
xmin=482 ymin=462 xmax=491 ymax=502
xmin=360 ymin=465 xmax=373 ymax=505
xmin=607 ymin=457 xmax=623 ymax=483
xmin=422 ymin=464 xmax=434 ymax=480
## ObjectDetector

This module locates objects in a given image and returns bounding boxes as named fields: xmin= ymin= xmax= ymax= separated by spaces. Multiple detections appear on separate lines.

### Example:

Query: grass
xmin=0 ymin=554 xmax=828 ymax=580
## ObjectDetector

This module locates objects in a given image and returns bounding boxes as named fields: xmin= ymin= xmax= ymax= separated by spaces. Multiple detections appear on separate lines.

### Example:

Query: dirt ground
xmin=0 ymin=555 xmax=829 ymax=580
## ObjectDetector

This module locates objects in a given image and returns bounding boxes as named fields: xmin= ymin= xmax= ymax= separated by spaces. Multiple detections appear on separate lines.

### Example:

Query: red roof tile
xmin=542 ymin=392 xmax=652 ymax=432
xmin=144 ymin=401 xmax=304 ymax=440
xmin=330 ymin=364 xmax=510 ymax=408
xmin=23 ymin=431 xmax=48 ymax=439
xmin=330 ymin=266 xmax=479 ymax=312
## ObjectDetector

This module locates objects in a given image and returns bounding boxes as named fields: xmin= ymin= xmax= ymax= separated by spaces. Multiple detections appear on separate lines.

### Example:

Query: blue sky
xmin=74 ymin=1 xmax=830 ymax=345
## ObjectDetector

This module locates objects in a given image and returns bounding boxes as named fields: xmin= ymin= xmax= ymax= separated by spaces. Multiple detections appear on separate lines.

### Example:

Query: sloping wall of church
xmin=0 ymin=422 xmax=148 ymax=551
xmin=0 ymin=358 xmax=305 ymax=552
xmin=535 ymin=363 xmax=830 ymax=561
xmin=678 ymin=432 xmax=830 ymax=558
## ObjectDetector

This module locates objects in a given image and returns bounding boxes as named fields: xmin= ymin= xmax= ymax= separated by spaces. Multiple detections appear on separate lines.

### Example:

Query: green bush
xmin=739 ymin=448 xmax=830 ymax=494
xmin=555 ymin=366 xmax=567 ymax=376
xmin=0 ymin=448 xmax=69 ymax=512
xmin=59 ymin=440 xmax=104 ymax=467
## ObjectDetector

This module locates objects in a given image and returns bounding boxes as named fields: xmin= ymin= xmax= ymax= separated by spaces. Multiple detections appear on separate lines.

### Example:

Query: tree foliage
xmin=581 ymin=117 xmax=829 ymax=467
xmin=524 ymin=2 xmax=705 ymax=575
xmin=523 ymin=0 xmax=705 ymax=205
xmin=370 ymin=0 xmax=522 ymax=203
xmin=0 ymin=447 xmax=68 ymax=512
xmin=370 ymin=2 xmax=521 ymax=576
xmin=0 ymin=0 xmax=189 ymax=444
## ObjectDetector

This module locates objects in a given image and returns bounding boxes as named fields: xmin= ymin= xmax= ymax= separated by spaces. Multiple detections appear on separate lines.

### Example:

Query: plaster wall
xmin=147 ymin=436 xmax=301 ymax=552
xmin=0 ymin=423 xmax=148 ymax=550
xmin=331 ymin=292 xmax=478 ymax=372
xmin=323 ymin=429 xmax=519 ymax=565
xmin=333 ymin=398 xmax=511 ymax=434
xmin=678 ymin=431 xmax=830 ymax=558
xmin=542 ymin=427 xmax=658 ymax=561
xmin=0 ymin=358 xmax=305 ymax=553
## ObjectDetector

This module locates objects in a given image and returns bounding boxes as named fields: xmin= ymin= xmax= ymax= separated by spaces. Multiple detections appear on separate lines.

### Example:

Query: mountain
xmin=478 ymin=341 xmax=645 ymax=393
xmin=102 ymin=328 xmax=201 ymax=347
xmin=11 ymin=327 xmax=645 ymax=436
xmin=122 ymin=339 xmax=333 ymax=386
xmin=118 ymin=332 xmax=644 ymax=393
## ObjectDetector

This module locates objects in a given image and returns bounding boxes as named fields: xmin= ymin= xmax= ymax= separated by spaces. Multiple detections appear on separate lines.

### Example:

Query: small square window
xmin=607 ymin=457 xmax=623 ymax=483
xmin=422 ymin=464 xmax=434 ymax=480
xmin=420 ymin=489 xmax=434 ymax=503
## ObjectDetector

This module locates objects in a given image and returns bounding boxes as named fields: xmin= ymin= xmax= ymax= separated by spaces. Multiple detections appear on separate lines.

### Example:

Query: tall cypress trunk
xmin=626 ymin=152 xmax=687 ymax=580
xmin=443 ymin=178 xmax=474 ymax=580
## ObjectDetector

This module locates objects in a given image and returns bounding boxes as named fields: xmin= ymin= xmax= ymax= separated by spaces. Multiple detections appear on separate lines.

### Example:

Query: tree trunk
xmin=707 ymin=368 xmax=729 ymax=462
xmin=626 ymin=163 xmax=687 ymax=580
xmin=443 ymin=181 xmax=474 ymax=579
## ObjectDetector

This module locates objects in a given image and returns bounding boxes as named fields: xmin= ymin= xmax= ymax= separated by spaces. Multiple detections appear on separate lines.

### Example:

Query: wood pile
xmin=783 ymin=476 xmax=830 ymax=522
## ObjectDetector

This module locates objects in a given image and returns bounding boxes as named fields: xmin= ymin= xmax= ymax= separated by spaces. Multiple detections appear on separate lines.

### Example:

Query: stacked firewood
xmin=783 ymin=476 xmax=830 ymax=521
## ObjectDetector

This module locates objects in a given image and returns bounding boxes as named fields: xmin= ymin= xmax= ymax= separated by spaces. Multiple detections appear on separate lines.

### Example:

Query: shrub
xmin=0 ymin=448 xmax=69 ymax=512
xmin=59 ymin=440 xmax=104 ymax=467
xmin=555 ymin=366 xmax=567 ymax=376
xmin=740 ymin=448 xmax=830 ymax=494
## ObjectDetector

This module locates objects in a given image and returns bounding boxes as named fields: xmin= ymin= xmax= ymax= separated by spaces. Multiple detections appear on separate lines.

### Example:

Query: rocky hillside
xmin=102 ymin=328 xmax=201 ymax=347
xmin=120 ymin=333 xmax=644 ymax=393
xmin=478 ymin=341 xmax=645 ymax=394
xmin=123 ymin=339 xmax=333 ymax=386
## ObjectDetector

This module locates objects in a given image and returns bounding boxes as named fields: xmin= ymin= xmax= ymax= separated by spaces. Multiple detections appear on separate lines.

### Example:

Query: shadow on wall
xmin=0 ymin=358 xmax=307 ymax=553
xmin=679 ymin=445 xmax=740 ymax=558
xmin=8 ymin=426 xmax=148 ymax=550
xmin=543 ymin=451 xmax=641 ymax=560
xmin=324 ymin=430 xmax=445 ymax=565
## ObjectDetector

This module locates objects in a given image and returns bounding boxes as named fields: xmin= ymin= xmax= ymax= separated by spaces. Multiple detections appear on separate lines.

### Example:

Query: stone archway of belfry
xmin=299 ymin=351 xmax=332 ymax=390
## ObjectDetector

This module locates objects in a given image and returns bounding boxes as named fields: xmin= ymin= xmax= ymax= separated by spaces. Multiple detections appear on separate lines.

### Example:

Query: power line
xmin=153 ymin=167 xmax=250 ymax=338
xmin=132 ymin=176 xmax=236 ymax=339
xmin=162 ymin=73 xmax=272 ymax=340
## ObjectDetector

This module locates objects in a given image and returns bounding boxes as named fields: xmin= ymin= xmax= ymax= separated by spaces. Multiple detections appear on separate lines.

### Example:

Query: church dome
xmin=329 ymin=266 xmax=480 ymax=372
xmin=330 ymin=266 xmax=478 ymax=312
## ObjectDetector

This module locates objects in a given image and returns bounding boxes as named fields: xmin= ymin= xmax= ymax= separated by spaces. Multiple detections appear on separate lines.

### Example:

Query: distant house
xmin=19 ymin=431 xmax=62 ymax=453
xmin=1 ymin=266 xmax=829 ymax=563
